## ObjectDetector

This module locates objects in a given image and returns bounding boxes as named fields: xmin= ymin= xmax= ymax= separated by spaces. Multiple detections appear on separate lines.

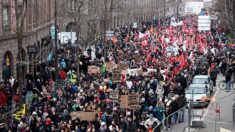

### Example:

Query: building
xmin=57 ymin=0 xmax=166 ymax=45
xmin=0 ymin=0 xmax=55 ymax=81
xmin=163 ymin=0 xmax=185 ymax=17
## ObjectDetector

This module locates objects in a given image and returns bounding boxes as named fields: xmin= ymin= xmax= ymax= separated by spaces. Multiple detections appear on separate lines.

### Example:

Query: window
xmin=2 ymin=6 xmax=10 ymax=31
xmin=70 ymin=0 xmax=77 ymax=12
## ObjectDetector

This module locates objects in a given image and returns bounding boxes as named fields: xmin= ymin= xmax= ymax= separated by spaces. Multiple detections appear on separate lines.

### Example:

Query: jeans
xmin=178 ymin=109 xmax=185 ymax=122
xmin=226 ymin=81 xmax=231 ymax=90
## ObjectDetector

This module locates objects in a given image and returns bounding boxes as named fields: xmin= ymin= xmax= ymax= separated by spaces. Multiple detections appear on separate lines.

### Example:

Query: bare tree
xmin=214 ymin=0 xmax=235 ymax=38
xmin=14 ymin=0 xmax=28 ymax=104
xmin=99 ymin=0 xmax=121 ymax=32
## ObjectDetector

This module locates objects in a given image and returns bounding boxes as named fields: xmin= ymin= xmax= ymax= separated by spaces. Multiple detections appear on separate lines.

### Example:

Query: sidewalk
xmin=183 ymin=75 xmax=235 ymax=132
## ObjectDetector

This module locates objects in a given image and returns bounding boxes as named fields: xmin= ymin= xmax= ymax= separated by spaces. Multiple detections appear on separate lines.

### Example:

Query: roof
xmin=189 ymin=84 xmax=207 ymax=88
xmin=193 ymin=75 xmax=209 ymax=79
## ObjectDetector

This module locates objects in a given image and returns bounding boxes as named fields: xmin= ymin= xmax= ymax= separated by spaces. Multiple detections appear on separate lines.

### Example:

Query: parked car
xmin=185 ymin=84 xmax=211 ymax=107
xmin=192 ymin=75 xmax=214 ymax=94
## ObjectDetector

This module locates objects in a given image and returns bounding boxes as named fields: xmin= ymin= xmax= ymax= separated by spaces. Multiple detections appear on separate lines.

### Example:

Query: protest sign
xmin=106 ymin=62 xmax=116 ymax=72
xmin=133 ymin=22 xmax=138 ymax=29
xmin=88 ymin=65 xmax=100 ymax=74
xmin=112 ymin=70 xmax=122 ymax=82
xmin=109 ymin=91 xmax=119 ymax=102
xmin=128 ymin=93 xmax=139 ymax=109
xmin=147 ymin=69 xmax=157 ymax=73
xmin=15 ymin=104 xmax=26 ymax=120
xmin=127 ymin=68 xmax=143 ymax=76
xmin=70 ymin=112 xmax=96 ymax=121
xmin=198 ymin=16 xmax=211 ymax=31
xmin=118 ymin=63 xmax=127 ymax=70
xmin=120 ymin=95 xmax=128 ymax=108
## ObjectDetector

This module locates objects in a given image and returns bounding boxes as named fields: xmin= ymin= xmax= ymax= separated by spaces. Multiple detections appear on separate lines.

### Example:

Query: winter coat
xmin=0 ymin=91 xmax=7 ymax=106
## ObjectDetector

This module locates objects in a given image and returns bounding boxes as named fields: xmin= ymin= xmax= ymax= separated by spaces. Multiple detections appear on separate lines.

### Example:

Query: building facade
xmin=0 ymin=0 xmax=55 ymax=81
xmin=57 ymin=0 xmax=166 ymax=45
xmin=165 ymin=0 xmax=185 ymax=17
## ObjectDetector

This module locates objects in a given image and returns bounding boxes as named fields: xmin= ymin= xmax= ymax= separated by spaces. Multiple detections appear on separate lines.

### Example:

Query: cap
xmin=46 ymin=118 xmax=51 ymax=125
xmin=148 ymin=106 xmax=153 ymax=111
xmin=32 ymin=111 xmax=37 ymax=115
xmin=101 ymin=122 xmax=106 ymax=126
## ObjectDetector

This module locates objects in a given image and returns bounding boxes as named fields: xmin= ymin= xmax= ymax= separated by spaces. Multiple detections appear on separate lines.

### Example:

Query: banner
xmin=147 ymin=69 xmax=157 ymax=73
xmin=170 ymin=17 xmax=183 ymax=27
xmin=171 ymin=21 xmax=183 ymax=27
xmin=198 ymin=16 xmax=211 ymax=31
xmin=70 ymin=112 xmax=96 ymax=121
xmin=112 ymin=70 xmax=122 ymax=82
xmin=109 ymin=91 xmax=119 ymax=102
xmin=127 ymin=68 xmax=143 ymax=76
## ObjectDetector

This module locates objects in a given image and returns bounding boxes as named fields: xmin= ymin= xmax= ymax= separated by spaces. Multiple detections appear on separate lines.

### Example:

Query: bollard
xmin=166 ymin=117 xmax=169 ymax=132
xmin=188 ymin=101 xmax=192 ymax=132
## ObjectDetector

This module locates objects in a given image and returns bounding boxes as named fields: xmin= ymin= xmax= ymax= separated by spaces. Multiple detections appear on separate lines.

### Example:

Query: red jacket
xmin=59 ymin=71 xmax=66 ymax=80
xmin=0 ymin=91 xmax=7 ymax=107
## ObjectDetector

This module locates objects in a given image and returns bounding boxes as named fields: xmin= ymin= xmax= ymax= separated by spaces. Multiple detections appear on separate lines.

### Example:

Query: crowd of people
xmin=0 ymin=14 xmax=234 ymax=132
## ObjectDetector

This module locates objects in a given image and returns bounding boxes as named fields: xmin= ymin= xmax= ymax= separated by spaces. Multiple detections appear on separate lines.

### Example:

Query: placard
xmin=88 ymin=65 xmax=100 ymax=74
xmin=70 ymin=112 xmax=96 ymax=121
xmin=109 ymin=91 xmax=119 ymax=102
xmin=106 ymin=62 xmax=116 ymax=72
xmin=127 ymin=68 xmax=143 ymax=76
xmin=128 ymin=93 xmax=139 ymax=109
xmin=147 ymin=69 xmax=157 ymax=73
xmin=118 ymin=63 xmax=127 ymax=70
xmin=112 ymin=70 xmax=122 ymax=82
xmin=198 ymin=16 xmax=211 ymax=31
xmin=120 ymin=95 xmax=128 ymax=108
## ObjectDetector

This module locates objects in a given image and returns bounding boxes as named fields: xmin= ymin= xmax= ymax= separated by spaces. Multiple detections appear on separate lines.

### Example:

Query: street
xmin=167 ymin=75 xmax=235 ymax=132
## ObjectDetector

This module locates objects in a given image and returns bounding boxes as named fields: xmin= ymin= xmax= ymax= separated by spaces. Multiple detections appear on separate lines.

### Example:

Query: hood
xmin=186 ymin=93 xmax=207 ymax=102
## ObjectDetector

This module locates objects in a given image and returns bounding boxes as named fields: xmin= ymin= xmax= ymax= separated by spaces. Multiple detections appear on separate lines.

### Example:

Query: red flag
xmin=196 ymin=33 xmax=202 ymax=44
xmin=125 ymin=35 xmax=129 ymax=42
xmin=112 ymin=36 xmax=118 ymax=44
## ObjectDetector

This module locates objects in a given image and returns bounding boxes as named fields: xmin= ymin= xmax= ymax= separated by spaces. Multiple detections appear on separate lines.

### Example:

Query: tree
xmin=14 ymin=0 xmax=28 ymax=104
xmin=214 ymin=0 xmax=235 ymax=38
xmin=99 ymin=0 xmax=121 ymax=33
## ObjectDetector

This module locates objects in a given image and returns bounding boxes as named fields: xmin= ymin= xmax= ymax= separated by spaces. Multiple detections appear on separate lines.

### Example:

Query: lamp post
xmin=54 ymin=0 xmax=59 ymax=90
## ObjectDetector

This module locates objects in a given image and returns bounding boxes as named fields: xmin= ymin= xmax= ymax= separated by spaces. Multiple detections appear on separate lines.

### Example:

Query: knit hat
xmin=46 ymin=118 xmax=51 ymax=125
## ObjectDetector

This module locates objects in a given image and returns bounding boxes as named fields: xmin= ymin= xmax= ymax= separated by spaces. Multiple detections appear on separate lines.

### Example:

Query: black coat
xmin=178 ymin=96 xmax=187 ymax=109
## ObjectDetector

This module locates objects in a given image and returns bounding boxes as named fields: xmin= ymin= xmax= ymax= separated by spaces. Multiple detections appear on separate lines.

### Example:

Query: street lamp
xmin=54 ymin=0 xmax=59 ymax=90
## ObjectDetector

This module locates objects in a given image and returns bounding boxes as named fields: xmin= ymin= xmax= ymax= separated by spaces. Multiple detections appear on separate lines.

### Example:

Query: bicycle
xmin=218 ymin=80 xmax=235 ymax=90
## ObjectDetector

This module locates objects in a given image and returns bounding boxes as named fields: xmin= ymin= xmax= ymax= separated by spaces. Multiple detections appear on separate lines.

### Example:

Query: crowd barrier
xmin=153 ymin=105 xmax=187 ymax=132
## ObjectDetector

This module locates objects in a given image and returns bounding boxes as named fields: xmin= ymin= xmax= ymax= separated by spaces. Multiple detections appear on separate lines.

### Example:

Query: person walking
xmin=225 ymin=68 xmax=232 ymax=91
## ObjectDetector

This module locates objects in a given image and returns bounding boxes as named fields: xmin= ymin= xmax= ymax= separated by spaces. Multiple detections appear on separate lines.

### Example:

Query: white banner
xmin=170 ymin=17 xmax=183 ymax=27
xmin=198 ymin=16 xmax=211 ymax=31
xmin=171 ymin=21 xmax=183 ymax=27
xmin=147 ymin=69 xmax=157 ymax=73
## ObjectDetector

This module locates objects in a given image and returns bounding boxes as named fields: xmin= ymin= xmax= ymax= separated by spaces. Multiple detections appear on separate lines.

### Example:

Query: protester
xmin=0 ymin=14 xmax=232 ymax=132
